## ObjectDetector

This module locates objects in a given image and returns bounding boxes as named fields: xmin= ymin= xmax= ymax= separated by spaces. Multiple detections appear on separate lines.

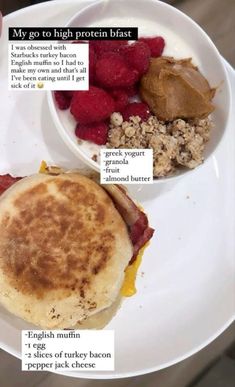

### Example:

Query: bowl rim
xmin=47 ymin=0 xmax=232 ymax=184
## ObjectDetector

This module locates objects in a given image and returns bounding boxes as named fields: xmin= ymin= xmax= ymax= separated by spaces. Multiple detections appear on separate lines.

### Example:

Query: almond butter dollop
xmin=140 ymin=56 xmax=216 ymax=121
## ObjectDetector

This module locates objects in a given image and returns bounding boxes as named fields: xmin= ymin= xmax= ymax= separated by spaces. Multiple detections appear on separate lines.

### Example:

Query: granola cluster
xmin=107 ymin=113 xmax=212 ymax=177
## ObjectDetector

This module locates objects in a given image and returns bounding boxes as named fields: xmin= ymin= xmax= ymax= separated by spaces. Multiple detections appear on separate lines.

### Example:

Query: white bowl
xmin=47 ymin=0 xmax=232 ymax=182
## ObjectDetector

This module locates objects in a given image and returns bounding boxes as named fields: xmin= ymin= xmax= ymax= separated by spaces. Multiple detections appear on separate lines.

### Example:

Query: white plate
xmin=47 ymin=0 xmax=232 ymax=183
xmin=0 ymin=0 xmax=234 ymax=380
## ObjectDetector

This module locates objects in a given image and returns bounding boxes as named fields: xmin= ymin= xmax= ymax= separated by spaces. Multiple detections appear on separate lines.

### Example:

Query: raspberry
xmin=63 ymin=91 xmax=74 ymax=99
xmin=119 ymin=41 xmax=151 ymax=76
xmin=54 ymin=91 xmax=71 ymax=110
xmin=139 ymin=36 xmax=165 ymax=57
xmin=72 ymin=42 xmax=96 ymax=84
xmin=89 ymin=45 xmax=96 ymax=84
xmin=70 ymin=86 xmax=115 ymax=124
xmin=111 ymin=89 xmax=129 ymax=111
xmin=90 ymin=40 xmax=128 ymax=57
xmin=75 ymin=122 xmax=108 ymax=145
xmin=125 ymin=84 xmax=138 ymax=97
xmin=95 ymin=54 xmax=138 ymax=88
xmin=122 ymin=102 xmax=150 ymax=121
xmin=96 ymin=51 xmax=121 ymax=61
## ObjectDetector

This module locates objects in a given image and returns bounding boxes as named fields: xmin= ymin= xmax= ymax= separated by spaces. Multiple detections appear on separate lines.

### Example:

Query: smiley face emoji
xmin=37 ymin=82 xmax=44 ymax=89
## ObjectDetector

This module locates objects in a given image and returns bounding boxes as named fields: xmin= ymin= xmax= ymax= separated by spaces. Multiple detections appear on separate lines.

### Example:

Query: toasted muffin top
xmin=0 ymin=173 xmax=133 ymax=328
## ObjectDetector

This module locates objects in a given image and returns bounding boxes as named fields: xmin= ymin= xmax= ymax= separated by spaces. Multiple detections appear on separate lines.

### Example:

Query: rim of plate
xmin=1 ymin=1 xmax=235 ymax=379
xmin=1 ymin=317 xmax=234 ymax=379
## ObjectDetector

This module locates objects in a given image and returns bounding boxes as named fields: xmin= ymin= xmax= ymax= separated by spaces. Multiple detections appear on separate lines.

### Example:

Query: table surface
xmin=0 ymin=0 xmax=234 ymax=386
xmin=1 ymin=0 xmax=235 ymax=66
xmin=0 ymin=323 xmax=234 ymax=387
xmin=177 ymin=0 xmax=235 ymax=67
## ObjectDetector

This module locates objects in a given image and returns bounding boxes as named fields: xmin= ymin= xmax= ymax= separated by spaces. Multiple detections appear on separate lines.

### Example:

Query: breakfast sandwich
xmin=0 ymin=171 xmax=154 ymax=329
